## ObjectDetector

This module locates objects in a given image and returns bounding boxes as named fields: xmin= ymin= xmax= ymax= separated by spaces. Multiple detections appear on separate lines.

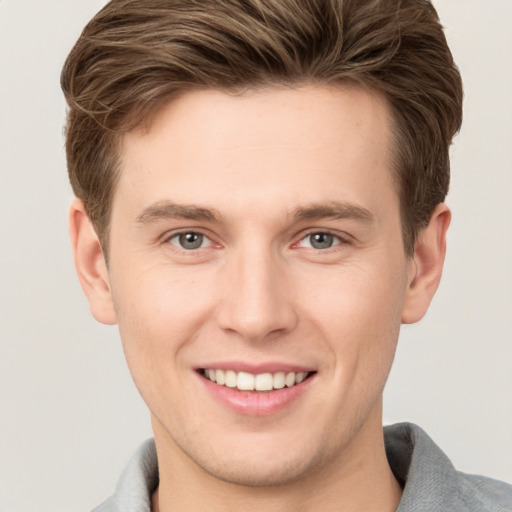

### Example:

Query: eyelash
xmin=165 ymin=230 xmax=214 ymax=251
xmin=295 ymin=230 xmax=348 ymax=251
xmin=164 ymin=229 xmax=349 ymax=253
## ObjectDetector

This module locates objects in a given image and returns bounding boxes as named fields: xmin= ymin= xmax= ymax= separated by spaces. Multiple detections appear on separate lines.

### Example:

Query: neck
xmin=151 ymin=407 xmax=402 ymax=512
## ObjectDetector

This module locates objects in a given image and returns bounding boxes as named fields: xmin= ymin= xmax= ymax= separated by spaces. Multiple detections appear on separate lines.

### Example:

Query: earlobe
xmin=401 ymin=203 xmax=451 ymax=324
xmin=69 ymin=198 xmax=118 ymax=325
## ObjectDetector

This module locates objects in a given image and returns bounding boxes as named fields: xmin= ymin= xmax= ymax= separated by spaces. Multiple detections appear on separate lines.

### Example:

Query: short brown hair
xmin=61 ymin=0 xmax=463 ymax=255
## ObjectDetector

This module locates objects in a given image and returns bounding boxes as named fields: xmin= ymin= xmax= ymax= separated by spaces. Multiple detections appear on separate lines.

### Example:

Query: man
xmin=61 ymin=0 xmax=511 ymax=510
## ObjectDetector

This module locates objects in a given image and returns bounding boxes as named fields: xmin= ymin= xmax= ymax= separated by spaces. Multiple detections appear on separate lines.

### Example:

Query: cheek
xmin=111 ymin=265 xmax=216 ymax=382
xmin=300 ymin=260 xmax=406 ymax=381
xmin=347 ymin=271 xmax=406 ymax=390
xmin=303 ymin=262 xmax=405 ymax=332
xmin=115 ymin=261 xmax=213 ymax=326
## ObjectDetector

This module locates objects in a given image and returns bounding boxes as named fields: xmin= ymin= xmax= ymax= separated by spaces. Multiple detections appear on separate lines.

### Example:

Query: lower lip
xmin=197 ymin=373 xmax=314 ymax=417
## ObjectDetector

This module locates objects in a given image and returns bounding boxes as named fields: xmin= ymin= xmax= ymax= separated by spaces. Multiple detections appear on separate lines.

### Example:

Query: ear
xmin=69 ymin=198 xmax=117 ymax=325
xmin=401 ymin=203 xmax=451 ymax=324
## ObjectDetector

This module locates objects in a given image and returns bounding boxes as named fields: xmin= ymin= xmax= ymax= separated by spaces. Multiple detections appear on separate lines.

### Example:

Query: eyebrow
xmin=293 ymin=201 xmax=375 ymax=224
xmin=135 ymin=199 xmax=374 ymax=226
xmin=136 ymin=200 xmax=221 ymax=225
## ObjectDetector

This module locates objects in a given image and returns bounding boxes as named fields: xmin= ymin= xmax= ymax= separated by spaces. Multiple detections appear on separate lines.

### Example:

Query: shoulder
xmin=454 ymin=472 xmax=512 ymax=512
xmin=385 ymin=423 xmax=512 ymax=512
xmin=90 ymin=439 xmax=158 ymax=512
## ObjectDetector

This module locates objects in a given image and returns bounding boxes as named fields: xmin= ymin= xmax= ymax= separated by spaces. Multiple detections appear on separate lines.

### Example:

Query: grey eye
xmin=298 ymin=232 xmax=341 ymax=250
xmin=170 ymin=232 xmax=208 ymax=250
xmin=309 ymin=233 xmax=335 ymax=249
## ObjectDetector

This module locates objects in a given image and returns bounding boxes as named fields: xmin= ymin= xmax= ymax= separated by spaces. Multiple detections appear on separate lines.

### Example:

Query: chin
xmin=172 ymin=427 xmax=336 ymax=489
xmin=192 ymin=449 xmax=326 ymax=488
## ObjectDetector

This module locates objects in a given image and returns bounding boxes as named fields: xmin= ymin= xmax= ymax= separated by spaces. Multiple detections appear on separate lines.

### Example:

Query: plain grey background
xmin=1 ymin=1 xmax=511 ymax=511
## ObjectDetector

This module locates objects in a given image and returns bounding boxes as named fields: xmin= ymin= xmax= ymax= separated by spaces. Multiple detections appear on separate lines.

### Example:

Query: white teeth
xmin=296 ymin=372 xmax=307 ymax=384
xmin=225 ymin=370 xmax=237 ymax=388
xmin=273 ymin=372 xmax=285 ymax=389
xmin=255 ymin=373 xmax=273 ymax=391
xmin=215 ymin=369 xmax=225 ymax=385
xmin=237 ymin=372 xmax=255 ymax=390
xmin=285 ymin=372 xmax=296 ymax=387
xmin=203 ymin=369 xmax=311 ymax=391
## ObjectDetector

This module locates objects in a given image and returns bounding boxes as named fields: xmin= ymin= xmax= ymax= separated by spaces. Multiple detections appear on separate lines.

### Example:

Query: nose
xmin=215 ymin=246 xmax=298 ymax=343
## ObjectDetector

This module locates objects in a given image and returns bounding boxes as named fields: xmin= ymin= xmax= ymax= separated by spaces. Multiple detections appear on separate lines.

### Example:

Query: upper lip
xmin=195 ymin=361 xmax=315 ymax=374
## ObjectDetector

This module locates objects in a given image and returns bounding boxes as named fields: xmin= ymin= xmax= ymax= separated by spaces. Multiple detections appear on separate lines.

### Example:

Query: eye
xmin=167 ymin=232 xmax=211 ymax=250
xmin=298 ymin=232 xmax=342 ymax=250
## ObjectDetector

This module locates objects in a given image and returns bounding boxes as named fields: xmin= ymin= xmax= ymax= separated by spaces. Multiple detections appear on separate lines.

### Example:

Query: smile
xmin=200 ymin=369 xmax=313 ymax=392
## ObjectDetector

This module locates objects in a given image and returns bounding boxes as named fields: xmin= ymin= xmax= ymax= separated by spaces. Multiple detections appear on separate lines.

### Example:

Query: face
xmin=103 ymin=85 xmax=415 ymax=485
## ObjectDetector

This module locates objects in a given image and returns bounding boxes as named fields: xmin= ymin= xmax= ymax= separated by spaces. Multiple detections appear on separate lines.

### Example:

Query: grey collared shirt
xmin=91 ymin=423 xmax=512 ymax=511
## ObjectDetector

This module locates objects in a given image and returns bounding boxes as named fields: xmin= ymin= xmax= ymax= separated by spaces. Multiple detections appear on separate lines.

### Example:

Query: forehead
xmin=115 ymin=85 xmax=396 ymax=222
xmin=130 ymin=84 xmax=392 ymax=154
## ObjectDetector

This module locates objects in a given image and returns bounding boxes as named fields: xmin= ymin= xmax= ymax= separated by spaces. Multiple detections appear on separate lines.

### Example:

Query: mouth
xmin=198 ymin=368 xmax=316 ymax=392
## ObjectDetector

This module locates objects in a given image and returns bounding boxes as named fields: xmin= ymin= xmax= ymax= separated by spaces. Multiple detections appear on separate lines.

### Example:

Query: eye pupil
xmin=310 ymin=233 xmax=334 ymax=249
xmin=179 ymin=232 xmax=204 ymax=250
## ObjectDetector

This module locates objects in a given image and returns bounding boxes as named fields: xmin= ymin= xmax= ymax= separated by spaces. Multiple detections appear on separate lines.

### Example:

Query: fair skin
xmin=70 ymin=85 xmax=450 ymax=512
